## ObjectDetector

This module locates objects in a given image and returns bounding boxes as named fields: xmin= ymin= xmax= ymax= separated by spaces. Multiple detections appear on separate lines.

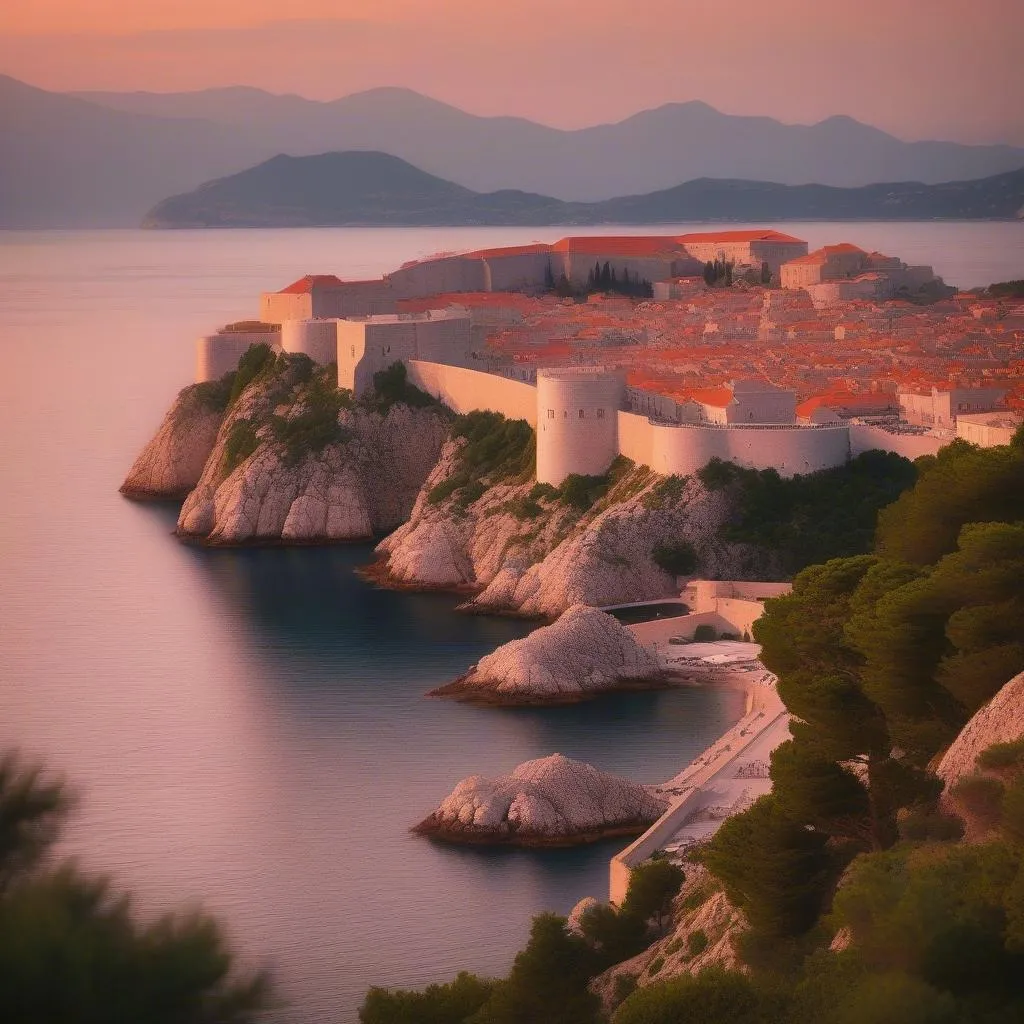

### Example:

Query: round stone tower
xmin=536 ymin=368 xmax=625 ymax=486
xmin=281 ymin=318 xmax=339 ymax=366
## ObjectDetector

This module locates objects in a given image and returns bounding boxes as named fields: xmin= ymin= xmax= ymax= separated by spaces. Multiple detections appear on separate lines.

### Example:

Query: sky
xmin=2 ymin=0 xmax=1023 ymax=145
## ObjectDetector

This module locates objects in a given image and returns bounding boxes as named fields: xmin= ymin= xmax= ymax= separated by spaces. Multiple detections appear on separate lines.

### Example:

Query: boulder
xmin=413 ymin=753 xmax=667 ymax=847
xmin=429 ymin=605 xmax=664 ymax=705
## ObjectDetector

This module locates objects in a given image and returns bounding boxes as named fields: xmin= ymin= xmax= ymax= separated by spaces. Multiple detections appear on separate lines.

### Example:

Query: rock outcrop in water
xmin=165 ymin=354 xmax=450 ymax=544
xmin=121 ymin=381 xmax=230 ymax=500
xmin=430 ymin=605 xmax=665 ymax=705
xmin=375 ymin=446 xmax=777 ymax=617
xmin=414 ymin=754 xmax=667 ymax=847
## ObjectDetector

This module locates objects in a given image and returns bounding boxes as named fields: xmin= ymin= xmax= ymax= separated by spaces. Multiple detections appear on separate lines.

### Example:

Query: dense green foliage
xmin=222 ymin=418 xmax=261 ymax=476
xmin=191 ymin=375 xmax=234 ymax=414
xmin=227 ymin=343 xmax=278 ymax=408
xmin=270 ymin=372 xmax=352 ymax=466
xmin=641 ymin=474 xmax=687 ymax=510
xmin=613 ymin=968 xmax=784 ymax=1024
xmin=368 ymin=362 xmax=443 ymax=413
xmin=875 ymin=439 xmax=1024 ymax=565
xmin=360 ymin=972 xmax=494 ymax=1024
xmin=977 ymin=280 xmax=1024 ymax=299
xmin=0 ymin=753 xmax=268 ymax=1023
xmin=650 ymin=539 xmax=697 ymax=576
xmin=546 ymin=261 xmax=654 ymax=299
xmin=701 ymin=451 xmax=918 ymax=574
xmin=703 ymin=259 xmax=735 ymax=288
xmin=426 ymin=411 xmax=535 ymax=507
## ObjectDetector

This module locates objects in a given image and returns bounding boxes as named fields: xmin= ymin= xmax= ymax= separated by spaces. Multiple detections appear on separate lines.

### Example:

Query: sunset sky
xmin=3 ymin=0 xmax=1023 ymax=144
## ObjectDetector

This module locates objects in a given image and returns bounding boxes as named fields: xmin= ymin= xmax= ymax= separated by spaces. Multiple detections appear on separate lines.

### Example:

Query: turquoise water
xmin=0 ymin=224 xmax=1020 ymax=1022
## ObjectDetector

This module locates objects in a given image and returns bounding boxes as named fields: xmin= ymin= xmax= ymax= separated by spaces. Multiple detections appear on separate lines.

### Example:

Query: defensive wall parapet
xmin=197 ymin=329 xmax=281 ymax=382
xmin=404 ymin=361 xmax=538 ymax=425
xmin=849 ymin=423 xmax=943 ymax=460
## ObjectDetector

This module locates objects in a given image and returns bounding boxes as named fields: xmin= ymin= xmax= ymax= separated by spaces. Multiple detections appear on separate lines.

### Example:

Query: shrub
xmin=949 ymin=775 xmax=1005 ymax=832
xmin=642 ymin=474 xmax=688 ymax=510
xmin=222 ymin=419 xmax=261 ymax=476
xmin=612 ymin=973 xmax=638 ymax=1006
xmin=897 ymin=808 xmax=965 ymax=843
xmin=528 ymin=481 xmax=560 ymax=502
xmin=558 ymin=473 xmax=609 ymax=511
xmin=270 ymin=378 xmax=350 ymax=466
xmin=977 ymin=738 xmax=1024 ymax=777
xmin=697 ymin=458 xmax=736 ymax=490
xmin=622 ymin=859 xmax=686 ymax=933
xmin=647 ymin=956 xmax=665 ymax=976
xmin=359 ymin=971 xmax=494 ymax=1024
xmin=369 ymin=361 xmax=441 ymax=412
xmin=664 ymin=938 xmax=684 ymax=956
xmin=191 ymin=376 xmax=233 ymax=414
xmin=651 ymin=540 xmax=698 ymax=576
xmin=687 ymin=930 xmax=709 ymax=957
xmin=693 ymin=624 xmax=717 ymax=643
xmin=506 ymin=496 xmax=543 ymax=520
xmin=1000 ymin=776 xmax=1024 ymax=844
xmin=227 ymin=343 xmax=277 ymax=408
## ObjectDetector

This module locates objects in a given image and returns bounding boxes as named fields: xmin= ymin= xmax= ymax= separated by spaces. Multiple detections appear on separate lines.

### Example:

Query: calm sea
xmin=0 ymin=223 xmax=1021 ymax=1023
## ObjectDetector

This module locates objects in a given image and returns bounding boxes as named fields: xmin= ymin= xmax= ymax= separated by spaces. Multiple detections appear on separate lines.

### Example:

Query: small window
xmin=597 ymin=408 xmax=605 ymax=419
xmin=579 ymin=409 xmax=585 ymax=418
xmin=547 ymin=409 xmax=555 ymax=419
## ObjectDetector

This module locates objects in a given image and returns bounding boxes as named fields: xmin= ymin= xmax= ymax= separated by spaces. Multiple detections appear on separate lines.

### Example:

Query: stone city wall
xmin=849 ymin=423 xmax=943 ymax=460
xmin=404 ymin=360 xmax=538 ymax=425
xmin=196 ymin=330 xmax=281 ymax=382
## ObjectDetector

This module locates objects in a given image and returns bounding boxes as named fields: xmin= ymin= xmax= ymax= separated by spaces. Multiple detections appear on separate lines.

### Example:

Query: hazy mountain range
xmin=2 ymin=73 xmax=1024 ymax=228
xmin=144 ymin=152 xmax=1024 ymax=228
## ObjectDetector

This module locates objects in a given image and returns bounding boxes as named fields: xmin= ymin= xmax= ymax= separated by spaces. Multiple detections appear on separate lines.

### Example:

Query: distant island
xmin=143 ymin=152 xmax=1024 ymax=228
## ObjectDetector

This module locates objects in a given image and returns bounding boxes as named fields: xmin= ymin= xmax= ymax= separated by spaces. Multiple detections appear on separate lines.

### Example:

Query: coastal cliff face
xmin=590 ymin=865 xmax=748 ymax=1013
xmin=377 ymin=452 xmax=777 ymax=617
xmin=414 ymin=753 xmax=667 ymax=847
xmin=121 ymin=381 xmax=229 ymax=499
xmin=430 ymin=605 xmax=664 ymax=705
xmin=164 ymin=353 xmax=450 ymax=544
xmin=936 ymin=670 xmax=1024 ymax=791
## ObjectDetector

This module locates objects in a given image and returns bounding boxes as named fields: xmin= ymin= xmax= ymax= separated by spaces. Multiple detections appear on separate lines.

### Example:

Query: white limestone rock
xmin=175 ymin=363 xmax=449 ymax=544
xmin=121 ymin=383 xmax=226 ymax=499
xmin=936 ymin=670 xmax=1024 ymax=790
xmin=414 ymin=754 xmax=667 ymax=846
xmin=432 ymin=605 xmax=664 ymax=705
xmin=567 ymin=897 xmax=600 ymax=936
xmin=377 ymin=460 xmax=777 ymax=616
xmin=591 ymin=865 xmax=748 ymax=1013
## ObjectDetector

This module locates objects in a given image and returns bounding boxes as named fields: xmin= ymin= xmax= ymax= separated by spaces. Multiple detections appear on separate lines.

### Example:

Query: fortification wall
xmin=405 ymin=361 xmax=538 ymax=424
xmin=280 ymin=319 xmax=338 ymax=365
xmin=722 ymin=424 xmax=850 ymax=476
xmin=482 ymin=252 xmax=550 ymax=292
xmin=617 ymin=410 xmax=654 ymax=465
xmin=536 ymin=369 xmax=625 ymax=485
xmin=196 ymin=331 xmax=281 ymax=382
xmin=849 ymin=423 xmax=944 ymax=460
xmin=387 ymin=257 xmax=487 ymax=298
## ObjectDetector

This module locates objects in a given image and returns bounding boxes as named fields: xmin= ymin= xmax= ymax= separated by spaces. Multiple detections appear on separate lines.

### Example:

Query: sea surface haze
xmin=0 ymin=223 xmax=1021 ymax=1022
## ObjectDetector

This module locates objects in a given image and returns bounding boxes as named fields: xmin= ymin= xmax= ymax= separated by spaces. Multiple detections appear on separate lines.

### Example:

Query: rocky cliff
xmin=430 ymin=605 xmax=665 ymax=705
xmin=121 ymin=380 xmax=230 ymax=500
xmin=590 ymin=865 xmax=748 ymax=1014
xmin=376 ymin=447 xmax=778 ymax=617
xmin=127 ymin=351 xmax=451 ymax=544
xmin=414 ymin=753 xmax=667 ymax=847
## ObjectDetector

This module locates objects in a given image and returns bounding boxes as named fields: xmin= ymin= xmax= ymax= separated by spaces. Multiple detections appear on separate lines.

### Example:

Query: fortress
xmin=196 ymin=231 xmax=968 ymax=486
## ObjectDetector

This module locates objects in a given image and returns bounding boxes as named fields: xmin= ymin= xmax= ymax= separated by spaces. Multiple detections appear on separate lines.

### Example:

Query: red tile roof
xmin=278 ymin=274 xmax=344 ymax=294
xmin=676 ymin=230 xmax=805 ymax=244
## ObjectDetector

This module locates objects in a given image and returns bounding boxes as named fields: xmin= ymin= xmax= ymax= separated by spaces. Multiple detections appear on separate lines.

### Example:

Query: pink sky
xmin=2 ymin=0 xmax=1023 ymax=144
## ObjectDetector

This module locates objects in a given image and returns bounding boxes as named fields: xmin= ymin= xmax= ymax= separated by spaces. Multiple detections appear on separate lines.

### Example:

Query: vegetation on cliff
xmin=697 ymin=450 xmax=918 ymax=574
xmin=0 ymin=753 xmax=268 ymax=1022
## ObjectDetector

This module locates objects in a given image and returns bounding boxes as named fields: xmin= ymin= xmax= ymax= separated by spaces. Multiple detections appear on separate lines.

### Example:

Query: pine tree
xmin=761 ymin=261 xmax=772 ymax=285
xmin=601 ymin=261 xmax=611 ymax=290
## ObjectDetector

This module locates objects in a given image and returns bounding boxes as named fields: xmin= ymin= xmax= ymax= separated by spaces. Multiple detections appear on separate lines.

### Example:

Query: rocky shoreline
xmin=426 ymin=605 xmax=668 ymax=705
xmin=413 ymin=754 xmax=668 ymax=848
